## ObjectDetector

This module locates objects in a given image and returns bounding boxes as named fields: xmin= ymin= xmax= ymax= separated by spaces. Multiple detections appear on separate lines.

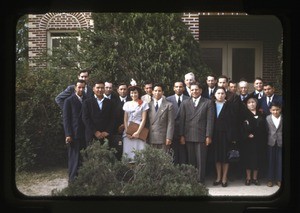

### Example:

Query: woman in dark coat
xmin=240 ymin=97 xmax=267 ymax=186
xmin=212 ymin=87 xmax=239 ymax=187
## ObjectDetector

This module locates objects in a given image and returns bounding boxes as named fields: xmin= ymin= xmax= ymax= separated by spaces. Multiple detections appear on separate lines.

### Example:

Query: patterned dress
xmin=122 ymin=101 xmax=149 ymax=160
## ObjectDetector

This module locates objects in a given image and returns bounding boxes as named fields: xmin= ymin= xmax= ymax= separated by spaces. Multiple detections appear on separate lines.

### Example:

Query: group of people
xmin=55 ymin=70 xmax=283 ymax=190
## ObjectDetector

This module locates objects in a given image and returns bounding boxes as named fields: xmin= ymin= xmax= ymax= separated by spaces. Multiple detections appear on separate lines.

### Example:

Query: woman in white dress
xmin=122 ymin=85 xmax=149 ymax=161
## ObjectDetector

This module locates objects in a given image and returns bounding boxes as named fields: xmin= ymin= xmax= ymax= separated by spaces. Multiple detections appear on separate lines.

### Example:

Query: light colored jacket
xmin=148 ymin=98 xmax=174 ymax=145
xmin=266 ymin=115 xmax=283 ymax=147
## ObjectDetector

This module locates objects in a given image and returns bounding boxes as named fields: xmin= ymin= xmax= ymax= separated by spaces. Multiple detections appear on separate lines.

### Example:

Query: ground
xmin=15 ymin=167 xmax=280 ymax=197
xmin=15 ymin=167 xmax=69 ymax=196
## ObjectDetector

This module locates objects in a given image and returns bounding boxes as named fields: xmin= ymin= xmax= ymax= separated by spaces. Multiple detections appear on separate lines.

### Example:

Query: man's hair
xmin=78 ymin=68 xmax=91 ymax=75
xmin=74 ymin=79 xmax=86 ymax=87
xmin=217 ymin=75 xmax=229 ymax=83
xmin=185 ymin=72 xmax=195 ymax=80
xmin=190 ymin=81 xmax=203 ymax=89
xmin=153 ymin=83 xmax=164 ymax=91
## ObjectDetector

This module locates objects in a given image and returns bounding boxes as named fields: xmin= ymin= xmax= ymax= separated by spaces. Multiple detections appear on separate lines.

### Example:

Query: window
xmin=47 ymin=31 xmax=80 ymax=62
xmin=200 ymin=41 xmax=262 ymax=84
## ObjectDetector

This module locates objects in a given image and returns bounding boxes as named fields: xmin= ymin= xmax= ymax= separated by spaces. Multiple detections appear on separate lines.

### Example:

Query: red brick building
xmin=28 ymin=12 xmax=283 ymax=85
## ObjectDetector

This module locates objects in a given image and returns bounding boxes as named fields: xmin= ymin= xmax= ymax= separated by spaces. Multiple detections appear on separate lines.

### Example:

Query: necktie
xmin=155 ymin=102 xmax=158 ymax=112
xmin=178 ymin=97 xmax=181 ymax=107
xmin=194 ymin=99 xmax=197 ymax=107
xmin=267 ymin=97 xmax=272 ymax=107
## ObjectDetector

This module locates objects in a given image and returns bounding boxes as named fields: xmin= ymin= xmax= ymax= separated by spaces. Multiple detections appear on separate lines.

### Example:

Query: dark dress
xmin=240 ymin=110 xmax=267 ymax=170
xmin=212 ymin=101 xmax=238 ymax=163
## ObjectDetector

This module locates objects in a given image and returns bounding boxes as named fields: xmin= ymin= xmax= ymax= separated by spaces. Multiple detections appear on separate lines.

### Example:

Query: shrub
xmin=55 ymin=140 xmax=208 ymax=196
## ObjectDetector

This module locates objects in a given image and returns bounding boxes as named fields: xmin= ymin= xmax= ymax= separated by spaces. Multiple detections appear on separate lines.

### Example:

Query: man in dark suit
xmin=202 ymin=73 xmax=217 ymax=99
xmin=249 ymin=77 xmax=265 ymax=100
xmin=55 ymin=69 xmax=94 ymax=111
xmin=183 ymin=72 xmax=196 ymax=97
xmin=260 ymin=82 xmax=283 ymax=116
xmin=63 ymin=79 xmax=87 ymax=183
xmin=82 ymin=81 xmax=115 ymax=145
xmin=179 ymin=82 xmax=215 ymax=183
xmin=104 ymin=81 xmax=118 ymax=101
xmin=166 ymin=81 xmax=189 ymax=164
xmin=111 ymin=83 xmax=132 ymax=160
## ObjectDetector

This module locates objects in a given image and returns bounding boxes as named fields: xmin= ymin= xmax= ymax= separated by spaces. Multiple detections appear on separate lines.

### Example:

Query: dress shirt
xmin=176 ymin=94 xmax=183 ymax=105
xmin=193 ymin=97 xmax=201 ymax=107
xmin=76 ymin=94 xmax=83 ymax=103
xmin=267 ymin=95 xmax=274 ymax=106
xmin=120 ymin=97 xmax=127 ymax=103
xmin=271 ymin=115 xmax=281 ymax=129
xmin=255 ymin=90 xmax=263 ymax=99
xmin=104 ymin=94 xmax=112 ymax=99
xmin=154 ymin=98 xmax=163 ymax=109
xmin=95 ymin=95 xmax=104 ymax=110
xmin=186 ymin=87 xmax=191 ymax=96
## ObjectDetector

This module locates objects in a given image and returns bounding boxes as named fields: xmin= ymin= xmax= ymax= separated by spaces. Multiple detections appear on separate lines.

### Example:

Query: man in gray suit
xmin=147 ymin=83 xmax=174 ymax=152
xmin=166 ymin=81 xmax=189 ymax=164
xmin=179 ymin=82 xmax=215 ymax=183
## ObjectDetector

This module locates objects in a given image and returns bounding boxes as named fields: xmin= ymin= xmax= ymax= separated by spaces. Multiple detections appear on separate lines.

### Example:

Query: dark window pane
xmin=201 ymin=48 xmax=222 ymax=77
xmin=232 ymin=48 xmax=255 ymax=82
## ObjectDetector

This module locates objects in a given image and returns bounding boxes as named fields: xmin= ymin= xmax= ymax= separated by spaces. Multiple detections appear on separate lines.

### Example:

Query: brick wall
xmin=28 ymin=12 xmax=93 ymax=68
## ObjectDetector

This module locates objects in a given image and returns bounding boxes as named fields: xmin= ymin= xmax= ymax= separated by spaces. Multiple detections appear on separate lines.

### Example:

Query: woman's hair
xmin=128 ymin=86 xmax=143 ymax=99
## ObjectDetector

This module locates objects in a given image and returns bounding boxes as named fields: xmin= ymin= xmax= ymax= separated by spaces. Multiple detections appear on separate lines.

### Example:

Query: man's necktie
xmin=267 ymin=97 xmax=272 ymax=107
xmin=194 ymin=99 xmax=197 ymax=107
xmin=178 ymin=98 xmax=181 ymax=107
xmin=155 ymin=102 xmax=158 ymax=112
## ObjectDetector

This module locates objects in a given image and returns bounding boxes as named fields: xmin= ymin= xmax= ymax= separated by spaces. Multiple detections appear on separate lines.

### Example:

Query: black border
xmin=2 ymin=0 xmax=299 ymax=212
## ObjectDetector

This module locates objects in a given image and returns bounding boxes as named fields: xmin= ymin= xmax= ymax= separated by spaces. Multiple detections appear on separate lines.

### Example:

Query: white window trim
xmin=47 ymin=30 xmax=80 ymax=56
xmin=199 ymin=41 xmax=263 ymax=81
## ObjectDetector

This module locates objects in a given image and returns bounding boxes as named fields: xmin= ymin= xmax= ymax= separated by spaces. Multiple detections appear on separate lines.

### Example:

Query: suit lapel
xmin=190 ymin=97 xmax=205 ymax=120
xmin=152 ymin=99 xmax=167 ymax=124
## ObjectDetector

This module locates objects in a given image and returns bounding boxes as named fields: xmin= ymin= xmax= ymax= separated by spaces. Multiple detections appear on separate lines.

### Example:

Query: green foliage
xmin=15 ymin=66 xmax=67 ymax=171
xmin=56 ymin=13 xmax=211 ymax=95
xmin=55 ymin=140 xmax=208 ymax=196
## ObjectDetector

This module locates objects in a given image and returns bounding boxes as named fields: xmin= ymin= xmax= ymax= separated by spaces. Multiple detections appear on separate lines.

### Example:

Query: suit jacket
xmin=55 ymin=84 xmax=93 ymax=110
xmin=213 ymin=101 xmax=239 ymax=143
xmin=266 ymin=115 xmax=283 ymax=147
xmin=112 ymin=95 xmax=132 ymax=135
xmin=202 ymin=86 xmax=216 ymax=99
xmin=260 ymin=94 xmax=283 ymax=116
xmin=147 ymin=98 xmax=175 ymax=144
xmin=166 ymin=94 xmax=189 ymax=132
xmin=82 ymin=96 xmax=115 ymax=143
xmin=63 ymin=93 xmax=86 ymax=141
xmin=179 ymin=96 xmax=215 ymax=143
xmin=183 ymin=86 xmax=191 ymax=97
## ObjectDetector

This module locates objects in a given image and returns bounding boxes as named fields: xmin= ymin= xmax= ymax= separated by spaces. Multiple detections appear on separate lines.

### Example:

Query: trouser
xmin=186 ymin=141 xmax=207 ymax=183
xmin=267 ymin=145 xmax=282 ymax=181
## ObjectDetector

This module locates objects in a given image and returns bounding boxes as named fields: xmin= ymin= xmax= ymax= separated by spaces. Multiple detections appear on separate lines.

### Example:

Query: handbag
xmin=126 ymin=121 xmax=149 ymax=141
xmin=227 ymin=141 xmax=240 ymax=163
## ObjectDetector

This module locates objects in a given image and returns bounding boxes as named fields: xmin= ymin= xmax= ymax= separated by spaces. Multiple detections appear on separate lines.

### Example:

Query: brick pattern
xmin=28 ymin=12 xmax=92 ymax=68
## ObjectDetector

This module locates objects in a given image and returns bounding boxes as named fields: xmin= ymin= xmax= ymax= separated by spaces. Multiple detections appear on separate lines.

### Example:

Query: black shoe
xmin=245 ymin=179 xmax=251 ymax=186
xmin=213 ymin=180 xmax=221 ymax=186
xmin=252 ymin=179 xmax=260 ymax=186
xmin=222 ymin=182 xmax=228 ymax=187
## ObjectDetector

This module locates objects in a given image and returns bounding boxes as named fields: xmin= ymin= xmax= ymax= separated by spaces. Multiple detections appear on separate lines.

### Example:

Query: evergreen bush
xmin=55 ymin=139 xmax=208 ymax=196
